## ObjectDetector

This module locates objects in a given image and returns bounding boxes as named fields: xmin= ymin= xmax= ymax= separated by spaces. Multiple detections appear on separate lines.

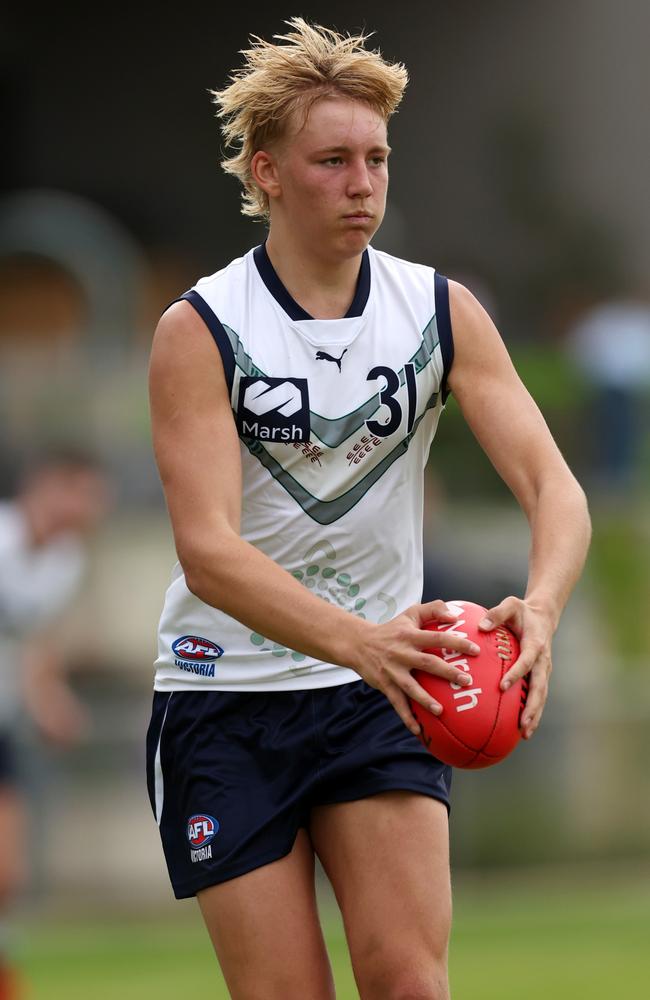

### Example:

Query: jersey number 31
xmin=366 ymin=363 xmax=417 ymax=437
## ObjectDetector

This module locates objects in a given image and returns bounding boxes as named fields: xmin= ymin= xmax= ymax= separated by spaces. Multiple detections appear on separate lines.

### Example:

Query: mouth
xmin=342 ymin=212 xmax=373 ymax=223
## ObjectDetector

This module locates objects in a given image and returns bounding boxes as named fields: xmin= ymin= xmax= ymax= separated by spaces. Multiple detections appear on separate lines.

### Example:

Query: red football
xmin=410 ymin=600 xmax=528 ymax=769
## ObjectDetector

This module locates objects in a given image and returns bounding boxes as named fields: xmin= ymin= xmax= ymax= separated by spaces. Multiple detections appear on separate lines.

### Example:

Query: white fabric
xmin=154 ymin=693 xmax=172 ymax=825
xmin=154 ymin=245 xmax=449 ymax=692
xmin=0 ymin=502 xmax=85 ymax=723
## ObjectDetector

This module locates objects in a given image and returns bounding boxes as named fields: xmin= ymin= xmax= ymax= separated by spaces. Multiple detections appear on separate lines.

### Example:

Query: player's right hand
xmin=350 ymin=599 xmax=480 ymax=736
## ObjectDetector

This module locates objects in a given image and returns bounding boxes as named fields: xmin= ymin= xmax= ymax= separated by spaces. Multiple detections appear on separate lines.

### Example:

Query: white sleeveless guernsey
xmin=154 ymin=243 xmax=453 ymax=692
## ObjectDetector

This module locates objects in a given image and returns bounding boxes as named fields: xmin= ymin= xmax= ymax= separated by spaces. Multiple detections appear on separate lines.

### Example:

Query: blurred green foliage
xmin=589 ymin=512 xmax=650 ymax=664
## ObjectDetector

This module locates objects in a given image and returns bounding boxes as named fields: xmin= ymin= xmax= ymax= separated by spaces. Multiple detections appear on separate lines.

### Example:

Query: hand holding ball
xmin=410 ymin=601 xmax=528 ymax=769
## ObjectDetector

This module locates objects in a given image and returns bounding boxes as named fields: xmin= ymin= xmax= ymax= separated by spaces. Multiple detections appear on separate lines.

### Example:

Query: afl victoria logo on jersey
xmin=172 ymin=636 xmax=224 ymax=677
xmin=236 ymin=377 xmax=310 ymax=442
xmin=172 ymin=636 xmax=223 ymax=661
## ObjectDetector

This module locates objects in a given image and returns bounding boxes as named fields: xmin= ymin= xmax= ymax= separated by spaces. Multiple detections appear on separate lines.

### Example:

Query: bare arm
xmin=21 ymin=630 xmax=90 ymax=747
xmin=448 ymin=281 xmax=592 ymax=737
xmin=149 ymin=301 xmax=478 ymax=734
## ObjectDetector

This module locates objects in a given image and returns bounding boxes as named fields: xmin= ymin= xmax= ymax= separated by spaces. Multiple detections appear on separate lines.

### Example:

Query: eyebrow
xmin=313 ymin=144 xmax=392 ymax=155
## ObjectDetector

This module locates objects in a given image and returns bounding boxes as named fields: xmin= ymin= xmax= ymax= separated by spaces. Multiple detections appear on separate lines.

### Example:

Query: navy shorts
xmin=146 ymin=680 xmax=452 ymax=899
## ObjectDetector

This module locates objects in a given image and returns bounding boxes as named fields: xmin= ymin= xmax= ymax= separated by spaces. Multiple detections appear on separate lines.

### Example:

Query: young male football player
xmin=147 ymin=20 xmax=591 ymax=999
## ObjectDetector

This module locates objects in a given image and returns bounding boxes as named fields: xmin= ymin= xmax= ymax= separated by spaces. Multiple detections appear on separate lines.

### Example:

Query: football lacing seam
xmin=495 ymin=626 xmax=513 ymax=661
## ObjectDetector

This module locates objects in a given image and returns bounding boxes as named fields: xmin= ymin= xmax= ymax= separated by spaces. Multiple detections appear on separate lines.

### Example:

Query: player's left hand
xmin=478 ymin=596 xmax=555 ymax=740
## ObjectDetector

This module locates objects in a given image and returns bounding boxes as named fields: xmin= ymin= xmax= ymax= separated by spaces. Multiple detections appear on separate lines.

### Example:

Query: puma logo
xmin=315 ymin=348 xmax=348 ymax=373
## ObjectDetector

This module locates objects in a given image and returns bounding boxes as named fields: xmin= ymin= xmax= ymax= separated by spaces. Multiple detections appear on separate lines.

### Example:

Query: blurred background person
xmin=0 ymin=453 xmax=110 ymax=999
xmin=566 ymin=293 xmax=650 ymax=495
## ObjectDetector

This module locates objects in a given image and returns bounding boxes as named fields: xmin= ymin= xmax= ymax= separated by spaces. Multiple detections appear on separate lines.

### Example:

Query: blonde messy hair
xmin=211 ymin=18 xmax=408 ymax=220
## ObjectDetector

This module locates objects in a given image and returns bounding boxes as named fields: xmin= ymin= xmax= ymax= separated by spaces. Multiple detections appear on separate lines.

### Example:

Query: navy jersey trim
xmin=434 ymin=272 xmax=454 ymax=402
xmin=253 ymin=242 xmax=371 ymax=321
xmin=347 ymin=248 xmax=371 ymax=317
xmin=164 ymin=290 xmax=236 ymax=394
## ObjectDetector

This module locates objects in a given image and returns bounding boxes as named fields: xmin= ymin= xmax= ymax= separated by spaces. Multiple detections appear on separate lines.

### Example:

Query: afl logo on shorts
xmin=172 ymin=636 xmax=224 ymax=661
xmin=187 ymin=814 xmax=219 ymax=848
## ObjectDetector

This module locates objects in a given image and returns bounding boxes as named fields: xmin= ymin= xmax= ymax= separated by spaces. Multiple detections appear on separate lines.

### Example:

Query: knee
xmin=364 ymin=979 xmax=448 ymax=1000
xmin=358 ymin=958 xmax=449 ymax=1000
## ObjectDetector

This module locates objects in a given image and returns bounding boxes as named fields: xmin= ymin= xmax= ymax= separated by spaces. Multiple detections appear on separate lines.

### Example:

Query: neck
xmin=265 ymin=227 xmax=364 ymax=320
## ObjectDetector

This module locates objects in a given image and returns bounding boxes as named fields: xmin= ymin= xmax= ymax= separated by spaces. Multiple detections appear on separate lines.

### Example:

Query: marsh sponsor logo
xmin=437 ymin=605 xmax=483 ymax=713
xmin=236 ymin=377 xmax=310 ymax=442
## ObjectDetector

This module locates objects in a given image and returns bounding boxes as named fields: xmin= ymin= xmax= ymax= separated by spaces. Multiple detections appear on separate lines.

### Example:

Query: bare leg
xmin=311 ymin=791 xmax=452 ymax=1000
xmin=0 ymin=785 xmax=27 ymax=913
xmin=197 ymin=828 xmax=335 ymax=1000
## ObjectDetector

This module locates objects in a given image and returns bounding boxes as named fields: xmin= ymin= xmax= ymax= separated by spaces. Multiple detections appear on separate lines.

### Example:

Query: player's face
xmin=274 ymin=97 xmax=390 ymax=258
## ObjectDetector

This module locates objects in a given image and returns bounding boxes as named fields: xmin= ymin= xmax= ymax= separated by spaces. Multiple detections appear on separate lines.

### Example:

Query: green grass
xmin=19 ymin=871 xmax=650 ymax=999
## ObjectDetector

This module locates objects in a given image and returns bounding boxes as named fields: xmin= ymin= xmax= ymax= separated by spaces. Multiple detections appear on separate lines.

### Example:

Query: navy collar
xmin=253 ymin=242 xmax=371 ymax=321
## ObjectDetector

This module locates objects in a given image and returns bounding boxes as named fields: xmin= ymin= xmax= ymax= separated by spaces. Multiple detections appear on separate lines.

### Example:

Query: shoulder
xmin=368 ymin=247 xmax=440 ymax=314
xmin=370 ymin=247 xmax=466 ymax=310
xmin=154 ymin=251 xmax=254 ymax=361
xmin=156 ymin=251 xmax=251 ymax=339
xmin=369 ymin=245 xmax=435 ymax=282
xmin=149 ymin=304 xmax=232 ymax=419
xmin=152 ymin=252 xmax=250 ymax=348
xmin=151 ymin=299 xmax=211 ymax=361
xmin=445 ymin=279 xmax=516 ymax=394
xmin=448 ymin=279 xmax=488 ymax=337
xmin=149 ymin=296 xmax=228 ymax=400
xmin=193 ymin=251 xmax=250 ymax=300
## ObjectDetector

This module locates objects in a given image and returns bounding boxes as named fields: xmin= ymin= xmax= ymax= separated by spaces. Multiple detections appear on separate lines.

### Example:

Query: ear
xmin=251 ymin=150 xmax=282 ymax=201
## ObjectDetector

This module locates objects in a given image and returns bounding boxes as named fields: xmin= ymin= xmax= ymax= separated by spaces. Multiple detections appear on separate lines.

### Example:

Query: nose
xmin=346 ymin=157 xmax=373 ymax=200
